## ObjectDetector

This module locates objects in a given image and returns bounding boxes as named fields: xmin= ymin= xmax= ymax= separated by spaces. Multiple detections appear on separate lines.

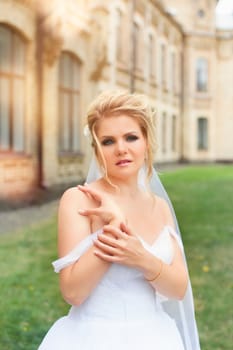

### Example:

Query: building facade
xmin=0 ymin=0 xmax=232 ymax=200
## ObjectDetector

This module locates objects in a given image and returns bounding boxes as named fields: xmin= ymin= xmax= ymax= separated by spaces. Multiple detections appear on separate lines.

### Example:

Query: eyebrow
xmin=99 ymin=131 xmax=140 ymax=140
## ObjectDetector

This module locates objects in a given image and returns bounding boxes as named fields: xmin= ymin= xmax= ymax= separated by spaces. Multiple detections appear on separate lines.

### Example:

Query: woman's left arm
xmin=140 ymin=236 xmax=188 ymax=300
xmin=141 ymin=198 xmax=188 ymax=300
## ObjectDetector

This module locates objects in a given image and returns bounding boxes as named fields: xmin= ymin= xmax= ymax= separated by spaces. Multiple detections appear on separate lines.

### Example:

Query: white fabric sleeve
xmin=52 ymin=229 xmax=102 ymax=273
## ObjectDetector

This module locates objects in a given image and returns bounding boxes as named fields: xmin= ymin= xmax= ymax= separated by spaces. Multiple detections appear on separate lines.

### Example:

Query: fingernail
xmin=78 ymin=209 xmax=85 ymax=214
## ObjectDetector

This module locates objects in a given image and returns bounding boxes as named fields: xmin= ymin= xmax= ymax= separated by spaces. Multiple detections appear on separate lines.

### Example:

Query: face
xmin=95 ymin=115 xmax=148 ymax=180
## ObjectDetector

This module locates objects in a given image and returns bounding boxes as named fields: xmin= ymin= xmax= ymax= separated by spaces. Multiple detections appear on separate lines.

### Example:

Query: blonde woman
xmin=38 ymin=91 xmax=200 ymax=350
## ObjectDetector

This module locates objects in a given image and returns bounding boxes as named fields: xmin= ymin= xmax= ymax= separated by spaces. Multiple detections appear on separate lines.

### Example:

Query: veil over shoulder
xmin=86 ymin=157 xmax=201 ymax=350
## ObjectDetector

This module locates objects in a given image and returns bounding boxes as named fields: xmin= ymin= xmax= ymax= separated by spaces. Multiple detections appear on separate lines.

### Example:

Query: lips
xmin=116 ymin=159 xmax=132 ymax=166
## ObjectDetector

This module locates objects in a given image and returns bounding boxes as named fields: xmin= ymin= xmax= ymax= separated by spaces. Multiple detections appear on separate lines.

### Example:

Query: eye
xmin=101 ymin=138 xmax=114 ymax=146
xmin=126 ymin=134 xmax=139 ymax=142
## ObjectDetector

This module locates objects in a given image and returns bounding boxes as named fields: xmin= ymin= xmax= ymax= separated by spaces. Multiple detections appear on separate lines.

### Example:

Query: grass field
xmin=0 ymin=165 xmax=232 ymax=350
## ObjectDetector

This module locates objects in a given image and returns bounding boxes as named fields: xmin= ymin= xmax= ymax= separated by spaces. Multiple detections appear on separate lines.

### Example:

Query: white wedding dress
xmin=38 ymin=225 xmax=185 ymax=350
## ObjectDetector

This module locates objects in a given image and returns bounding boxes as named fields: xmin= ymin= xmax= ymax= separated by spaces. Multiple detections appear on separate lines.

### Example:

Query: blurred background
xmin=0 ymin=0 xmax=232 ymax=205
xmin=0 ymin=2 xmax=233 ymax=349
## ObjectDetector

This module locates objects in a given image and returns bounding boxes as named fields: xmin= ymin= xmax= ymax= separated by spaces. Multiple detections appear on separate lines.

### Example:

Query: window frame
xmin=196 ymin=57 xmax=208 ymax=92
xmin=0 ymin=24 xmax=26 ymax=153
xmin=197 ymin=117 xmax=208 ymax=150
xmin=58 ymin=51 xmax=82 ymax=155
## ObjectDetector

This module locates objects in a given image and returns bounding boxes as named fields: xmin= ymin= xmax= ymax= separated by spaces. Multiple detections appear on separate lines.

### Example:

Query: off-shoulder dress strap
xmin=165 ymin=225 xmax=184 ymax=251
xmin=52 ymin=229 xmax=102 ymax=273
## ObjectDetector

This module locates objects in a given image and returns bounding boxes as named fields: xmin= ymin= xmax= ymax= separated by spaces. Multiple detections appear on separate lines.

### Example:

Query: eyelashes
xmin=101 ymin=139 xmax=114 ymax=146
xmin=126 ymin=135 xmax=139 ymax=142
xmin=101 ymin=134 xmax=139 ymax=146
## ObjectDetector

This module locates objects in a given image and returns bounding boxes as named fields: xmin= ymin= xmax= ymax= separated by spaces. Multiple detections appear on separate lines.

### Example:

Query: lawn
xmin=0 ymin=165 xmax=232 ymax=350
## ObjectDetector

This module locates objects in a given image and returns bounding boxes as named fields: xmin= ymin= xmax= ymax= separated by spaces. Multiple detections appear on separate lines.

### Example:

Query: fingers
xmin=78 ymin=208 xmax=113 ymax=225
xmin=77 ymin=185 xmax=102 ymax=202
xmin=120 ymin=222 xmax=134 ymax=236
xmin=96 ymin=233 xmax=119 ymax=248
xmin=93 ymin=231 xmax=127 ymax=258
xmin=103 ymin=225 xmax=128 ymax=240
xmin=78 ymin=208 xmax=102 ymax=217
xmin=93 ymin=250 xmax=121 ymax=263
xmin=94 ymin=238 xmax=118 ymax=255
xmin=94 ymin=232 xmax=125 ymax=261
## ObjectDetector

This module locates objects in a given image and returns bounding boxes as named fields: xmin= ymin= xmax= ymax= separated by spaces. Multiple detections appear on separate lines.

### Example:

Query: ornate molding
xmin=185 ymin=35 xmax=215 ymax=50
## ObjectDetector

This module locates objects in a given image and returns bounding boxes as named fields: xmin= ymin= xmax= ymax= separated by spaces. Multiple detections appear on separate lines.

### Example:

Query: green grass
xmin=0 ymin=219 xmax=69 ymax=349
xmin=0 ymin=165 xmax=232 ymax=350
xmin=161 ymin=165 xmax=233 ymax=350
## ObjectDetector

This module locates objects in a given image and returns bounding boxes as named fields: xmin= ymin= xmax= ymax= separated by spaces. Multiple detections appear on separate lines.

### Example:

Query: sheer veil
xmin=86 ymin=156 xmax=201 ymax=350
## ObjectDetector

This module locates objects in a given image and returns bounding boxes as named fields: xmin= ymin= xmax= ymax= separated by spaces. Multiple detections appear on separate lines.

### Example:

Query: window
xmin=133 ymin=20 xmax=143 ymax=72
xmin=196 ymin=58 xmax=208 ymax=92
xmin=171 ymin=51 xmax=176 ymax=92
xmin=160 ymin=43 xmax=166 ymax=87
xmin=197 ymin=9 xmax=205 ymax=18
xmin=197 ymin=117 xmax=208 ymax=150
xmin=58 ymin=52 xmax=81 ymax=153
xmin=162 ymin=112 xmax=166 ymax=153
xmin=148 ymin=33 xmax=155 ymax=78
xmin=133 ymin=22 xmax=140 ymax=70
xmin=116 ymin=9 xmax=123 ymax=61
xmin=0 ymin=25 xmax=26 ymax=152
xmin=172 ymin=115 xmax=176 ymax=151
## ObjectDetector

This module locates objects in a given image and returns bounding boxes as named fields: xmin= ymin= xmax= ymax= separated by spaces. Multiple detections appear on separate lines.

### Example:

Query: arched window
xmin=58 ymin=52 xmax=82 ymax=153
xmin=196 ymin=58 xmax=208 ymax=92
xmin=0 ymin=25 xmax=26 ymax=152
xmin=197 ymin=117 xmax=208 ymax=150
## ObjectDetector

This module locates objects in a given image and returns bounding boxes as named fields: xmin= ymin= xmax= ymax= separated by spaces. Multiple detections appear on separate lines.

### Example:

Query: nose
xmin=115 ymin=140 xmax=127 ymax=155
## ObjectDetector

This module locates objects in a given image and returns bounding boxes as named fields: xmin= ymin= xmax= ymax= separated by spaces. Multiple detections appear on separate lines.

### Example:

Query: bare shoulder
xmin=58 ymin=186 xmax=97 ymax=256
xmin=59 ymin=185 xmax=97 ymax=210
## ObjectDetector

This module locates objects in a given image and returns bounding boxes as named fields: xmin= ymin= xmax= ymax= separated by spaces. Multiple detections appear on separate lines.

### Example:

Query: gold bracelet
xmin=145 ymin=260 xmax=164 ymax=282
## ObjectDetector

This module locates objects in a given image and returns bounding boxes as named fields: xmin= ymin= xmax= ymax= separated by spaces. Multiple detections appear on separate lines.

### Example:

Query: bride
xmin=38 ymin=91 xmax=200 ymax=349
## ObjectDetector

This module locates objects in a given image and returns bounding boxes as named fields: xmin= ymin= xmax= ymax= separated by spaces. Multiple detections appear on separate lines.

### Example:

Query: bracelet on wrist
xmin=145 ymin=259 xmax=164 ymax=282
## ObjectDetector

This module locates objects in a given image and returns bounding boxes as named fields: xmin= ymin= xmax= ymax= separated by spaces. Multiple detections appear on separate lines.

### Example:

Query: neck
xmin=102 ymin=175 xmax=141 ymax=197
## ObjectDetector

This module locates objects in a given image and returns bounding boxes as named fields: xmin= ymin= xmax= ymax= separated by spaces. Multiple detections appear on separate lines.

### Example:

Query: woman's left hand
xmin=93 ymin=222 xmax=146 ymax=268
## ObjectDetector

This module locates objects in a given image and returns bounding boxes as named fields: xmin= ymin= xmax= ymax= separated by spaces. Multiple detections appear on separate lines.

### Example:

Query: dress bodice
xmin=38 ymin=226 xmax=188 ymax=350
xmin=53 ymin=226 xmax=183 ymax=322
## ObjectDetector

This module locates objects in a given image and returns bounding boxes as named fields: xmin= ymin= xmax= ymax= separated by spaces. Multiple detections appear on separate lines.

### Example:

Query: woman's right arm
xmin=57 ymin=188 xmax=111 ymax=306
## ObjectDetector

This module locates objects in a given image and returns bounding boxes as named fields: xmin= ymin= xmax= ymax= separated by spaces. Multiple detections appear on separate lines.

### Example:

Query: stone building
xmin=0 ymin=0 xmax=232 ymax=200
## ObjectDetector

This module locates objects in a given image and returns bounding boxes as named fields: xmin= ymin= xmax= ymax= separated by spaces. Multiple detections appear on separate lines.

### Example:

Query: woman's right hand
xmin=77 ymin=184 xmax=126 ymax=227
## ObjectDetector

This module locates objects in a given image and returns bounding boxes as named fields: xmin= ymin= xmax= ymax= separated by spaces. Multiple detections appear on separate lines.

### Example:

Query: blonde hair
xmin=86 ymin=90 xmax=157 ymax=181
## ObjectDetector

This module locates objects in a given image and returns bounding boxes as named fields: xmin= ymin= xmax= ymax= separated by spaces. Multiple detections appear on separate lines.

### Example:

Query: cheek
xmin=136 ymin=141 xmax=147 ymax=155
